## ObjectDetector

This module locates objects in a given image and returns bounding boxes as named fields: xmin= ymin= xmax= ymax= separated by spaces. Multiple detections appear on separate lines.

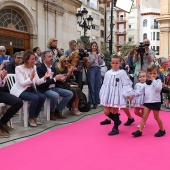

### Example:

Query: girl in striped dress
xmin=100 ymin=55 xmax=133 ymax=135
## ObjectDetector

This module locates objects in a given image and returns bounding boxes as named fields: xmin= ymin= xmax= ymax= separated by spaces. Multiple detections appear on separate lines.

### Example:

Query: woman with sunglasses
xmin=0 ymin=46 xmax=13 ymax=70
xmin=56 ymin=56 xmax=83 ymax=115
xmin=47 ymin=37 xmax=64 ymax=66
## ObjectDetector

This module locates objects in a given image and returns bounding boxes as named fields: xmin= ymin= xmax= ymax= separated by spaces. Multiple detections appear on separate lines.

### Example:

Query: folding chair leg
xmin=23 ymin=102 xmax=28 ymax=127
xmin=46 ymin=98 xmax=50 ymax=121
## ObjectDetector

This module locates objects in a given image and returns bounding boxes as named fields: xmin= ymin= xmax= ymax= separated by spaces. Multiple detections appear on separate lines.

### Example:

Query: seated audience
xmin=56 ymin=55 xmax=84 ymax=115
xmin=0 ymin=46 xmax=13 ymax=69
xmin=36 ymin=51 xmax=73 ymax=120
xmin=6 ymin=52 xmax=23 ymax=74
xmin=10 ymin=51 xmax=53 ymax=127
xmin=0 ymin=69 xmax=23 ymax=138
xmin=158 ymin=58 xmax=170 ymax=108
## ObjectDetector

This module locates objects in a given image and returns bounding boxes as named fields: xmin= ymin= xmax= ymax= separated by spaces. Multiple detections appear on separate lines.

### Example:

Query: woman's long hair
xmin=22 ymin=51 xmax=35 ymax=65
xmin=56 ymin=55 xmax=68 ymax=72
xmin=90 ymin=42 xmax=98 ymax=54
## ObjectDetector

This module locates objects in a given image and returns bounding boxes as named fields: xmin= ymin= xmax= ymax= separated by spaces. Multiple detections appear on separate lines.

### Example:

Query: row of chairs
xmin=1 ymin=74 xmax=51 ymax=127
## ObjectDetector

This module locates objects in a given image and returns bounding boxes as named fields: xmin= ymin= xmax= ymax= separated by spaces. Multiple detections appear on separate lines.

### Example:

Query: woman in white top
xmin=10 ymin=51 xmax=53 ymax=127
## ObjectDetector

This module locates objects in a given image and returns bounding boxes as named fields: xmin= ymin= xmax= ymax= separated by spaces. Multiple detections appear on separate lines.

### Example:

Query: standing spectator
xmin=0 ymin=46 xmax=13 ymax=69
xmin=6 ymin=52 xmax=23 ymax=74
xmin=167 ymin=55 xmax=170 ymax=68
xmin=47 ymin=37 xmax=63 ymax=66
xmin=36 ymin=51 xmax=73 ymax=120
xmin=134 ymin=39 xmax=155 ymax=85
xmin=0 ymin=69 xmax=23 ymax=137
xmin=87 ymin=42 xmax=103 ymax=108
xmin=33 ymin=47 xmax=42 ymax=66
xmin=10 ymin=51 xmax=53 ymax=127
xmin=65 ymin=40 xmax=83 ymax=88
xmin=127 ymin=48 xmax=135 ymax=74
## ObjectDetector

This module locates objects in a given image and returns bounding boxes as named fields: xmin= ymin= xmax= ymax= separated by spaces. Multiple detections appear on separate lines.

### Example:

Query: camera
xmin=136 ymin=42 xmax=146 ymax=54
xmin=78 ymin=49 xmax=89 ymax=60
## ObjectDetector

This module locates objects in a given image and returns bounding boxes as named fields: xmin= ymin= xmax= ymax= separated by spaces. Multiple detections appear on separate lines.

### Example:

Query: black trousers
xmin=161 ymin=87 xmax=170 ymax=102
xmin=0 ymin=92 xmax=23 ymax=125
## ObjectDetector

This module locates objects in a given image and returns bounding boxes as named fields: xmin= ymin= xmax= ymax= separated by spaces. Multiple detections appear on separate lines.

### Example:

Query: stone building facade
xmin=0 ymin=0 xmax=81 ymax=55
xmin=157 ymin=0 xmax=170 ymax=57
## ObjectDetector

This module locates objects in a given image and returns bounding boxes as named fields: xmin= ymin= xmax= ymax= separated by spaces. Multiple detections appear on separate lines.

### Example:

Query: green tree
xmin=77 ymin=36 xmax=91 ymax=49
xmin=120 ymin=43 xmax=136 ymax=57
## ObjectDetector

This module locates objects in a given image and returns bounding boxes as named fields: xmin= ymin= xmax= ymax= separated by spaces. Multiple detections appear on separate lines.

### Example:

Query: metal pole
xmin=109 ymin=0 xmax=114 ymax=55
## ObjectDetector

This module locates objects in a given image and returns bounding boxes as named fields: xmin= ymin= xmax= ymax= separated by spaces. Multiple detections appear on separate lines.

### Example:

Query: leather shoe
xmin=50 ymin=112 xmax=56 ymax=121
xmin=54 ymin=110 xmax=67 ymax=119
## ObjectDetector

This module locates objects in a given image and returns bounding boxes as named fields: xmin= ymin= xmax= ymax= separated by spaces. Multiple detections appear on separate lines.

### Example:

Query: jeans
xmin=87 ymin=67 xmax=101 ymax=105
xmin=0 ymin=92 xmax=23 ymax=125
xmin=19 ymin=90 xmax=46 ymax=118
xmin=44 ymin=87 xmax=73 ymax=112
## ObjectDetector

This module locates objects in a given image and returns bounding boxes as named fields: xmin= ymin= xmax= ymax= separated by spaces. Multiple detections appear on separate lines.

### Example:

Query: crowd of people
xmin=0 ymin=37 xmax=169 ymax=139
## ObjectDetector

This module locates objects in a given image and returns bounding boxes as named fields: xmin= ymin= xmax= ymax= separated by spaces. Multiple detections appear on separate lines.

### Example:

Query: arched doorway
xmin=0 ymin=8 xmax=30 ymax=56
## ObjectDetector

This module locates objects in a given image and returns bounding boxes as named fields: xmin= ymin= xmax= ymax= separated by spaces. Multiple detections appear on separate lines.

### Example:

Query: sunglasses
xmin=63 ymin=60 xmax=70 ymax=63
xmin=0 ymin=50 xmax=6 ymax=52
xmin=53 ymin=40 xmax=58 ymax=42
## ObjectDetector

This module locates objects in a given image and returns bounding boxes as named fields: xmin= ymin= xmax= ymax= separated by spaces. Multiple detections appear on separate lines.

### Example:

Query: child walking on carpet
xmin=132 ymin=71 xmax=146 ymax=128
xmin=100 ymin=55 xmax=134 ymax=135
xmin=132 ymin=64 xmax=166 ymax=137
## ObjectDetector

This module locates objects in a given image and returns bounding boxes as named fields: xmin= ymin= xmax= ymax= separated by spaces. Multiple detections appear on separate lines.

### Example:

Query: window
xmin=92 ymin=13 xmax=99 ymax=20
xmin=153 ymin=32 xmax=155 ymax=40
xmin=143 ymin=33 xmax=147 ymax=40
xmin=156 ymin=46 xmax=159 ymax=55
xmin=154 ymin=19 xmax=159 ymax=29
xmin=0 ymin=8 xmax=28 ymax=32
xmin=129 ymin=23 xmax=134 ymax=29
xmin=143 ymin=19 xmax=147 ymax=27
xmin=100 ymin=30 xmax=104 ymax=38
xmin=77 ymin=31 xmax=81 ymax=39
xmin=128 ymin=36 xmax=134 ymax=42
xmin=157 ymin=32 xmax=160 ymax=40
xmin=101 ymin=19 xmax=104 ymax=27
xmin=93 ymin=25 xmax=99 ymax=31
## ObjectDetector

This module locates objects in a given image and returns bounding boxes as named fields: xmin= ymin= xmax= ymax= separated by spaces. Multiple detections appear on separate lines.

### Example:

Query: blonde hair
xmin=56 ymin=55 xmax=68 ymax=72
xmin=47 ymin=37 xmax=56 ymax=49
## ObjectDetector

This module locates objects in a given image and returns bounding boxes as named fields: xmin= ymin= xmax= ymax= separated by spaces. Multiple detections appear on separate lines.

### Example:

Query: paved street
xmin=0 ymin=85 xmax=103 ymax=148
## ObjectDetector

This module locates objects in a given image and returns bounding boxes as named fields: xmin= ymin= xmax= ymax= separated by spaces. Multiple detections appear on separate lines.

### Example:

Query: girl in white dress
xmin=100 ymin=55 xmax=133 ymax=135
xmin=132 ymin=71 xmax=146 ymax=126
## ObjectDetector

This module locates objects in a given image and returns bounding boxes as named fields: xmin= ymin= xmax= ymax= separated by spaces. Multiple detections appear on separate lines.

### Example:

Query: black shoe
xmin=108 ymin=128 xmax=119 ymax=136
xmin=124 ymin=118 xmax=134 ymax=126
xmin=100 ymin=119 xmax=111 ymax=125
xmin=154 ymin=130 xmax=166 ymax=137
xmin=132 ymin=130 xmax=142 ymax=137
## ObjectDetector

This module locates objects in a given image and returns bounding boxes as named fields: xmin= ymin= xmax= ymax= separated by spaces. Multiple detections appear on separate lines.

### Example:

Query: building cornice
xmin=63 ymin=0 xmax=82 ymax=8
xmin=141 ymin=12 xmax=160 ymax=16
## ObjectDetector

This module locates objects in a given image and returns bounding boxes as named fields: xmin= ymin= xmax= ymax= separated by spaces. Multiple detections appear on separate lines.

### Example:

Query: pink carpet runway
xmin=0 ymin=109 xmax=170 ymax=170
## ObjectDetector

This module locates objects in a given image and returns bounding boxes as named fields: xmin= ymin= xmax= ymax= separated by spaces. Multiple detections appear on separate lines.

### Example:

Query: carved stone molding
xmin=43 ymin=1 xmax=65 ymax=15
xmin=63 ymin=0 xmax=82 ymax=8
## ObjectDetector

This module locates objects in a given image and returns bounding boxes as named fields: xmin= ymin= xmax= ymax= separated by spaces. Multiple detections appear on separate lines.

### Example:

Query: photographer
xmin=134 ymin=39 xmax=155 ymax=85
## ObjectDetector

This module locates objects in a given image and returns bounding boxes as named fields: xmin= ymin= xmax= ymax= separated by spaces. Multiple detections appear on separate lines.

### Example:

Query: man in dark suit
xmin=36 ymin=50 xmax=73 ymax=120
xmin=6 ymin=52 xmax=23 ymax=74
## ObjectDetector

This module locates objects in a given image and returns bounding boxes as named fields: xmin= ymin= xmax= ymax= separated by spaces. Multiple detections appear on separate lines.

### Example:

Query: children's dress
xmin=131 ymin=82 xmax=145 ymax=108
xmin=100 ymin=69 xmax=133 ymax=108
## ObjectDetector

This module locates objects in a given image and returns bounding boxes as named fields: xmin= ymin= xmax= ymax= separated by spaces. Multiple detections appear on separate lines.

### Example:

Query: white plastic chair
xmin=6 ymin=74 xmax=51 ymax=127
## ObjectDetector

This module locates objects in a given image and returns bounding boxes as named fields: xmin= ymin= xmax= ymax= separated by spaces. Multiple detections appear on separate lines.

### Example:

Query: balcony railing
xmin=115 ymin=30 xmax=126 ymax=34
xmin=115 ymin=41 xmax=126 ymax=46
xmin=115 ymin=17 xmax=126 ymax=22
xmin=151 ymin=25 xmax=160 ymax=29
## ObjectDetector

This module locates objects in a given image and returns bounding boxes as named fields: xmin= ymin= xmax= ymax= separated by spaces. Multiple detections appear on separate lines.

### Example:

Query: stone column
xmin=157 ymin=0 xmax=170 ymax=57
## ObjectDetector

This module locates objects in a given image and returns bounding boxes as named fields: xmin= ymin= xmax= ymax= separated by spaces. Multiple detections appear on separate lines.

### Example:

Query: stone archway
xmin=0 ymin=0 xmax=37 ymax=55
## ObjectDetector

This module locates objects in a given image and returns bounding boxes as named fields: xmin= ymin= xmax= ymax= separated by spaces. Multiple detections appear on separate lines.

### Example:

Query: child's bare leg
xmin=139 ymin=107 xmax=150 ymax=132
xmin=153 ymin=110 xmax=164 ymax=130
xmin=134 ymin=108 xmax=143 ymax=118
